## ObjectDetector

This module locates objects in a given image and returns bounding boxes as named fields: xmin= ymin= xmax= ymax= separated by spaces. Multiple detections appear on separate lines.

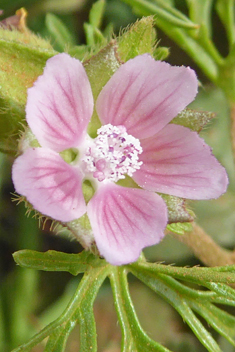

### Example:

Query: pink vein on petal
xmin=134 ymin=124 xmax=228 ymax=199
xmin=12 ymin=148 xmax=86 ymax=222
xmin=26 ymin=53 xmax=94 ymax=152
xmin=87 ymin=183 xmax=167 ymax=265
xmin=96 ymin=54 xmax=198 ymax=139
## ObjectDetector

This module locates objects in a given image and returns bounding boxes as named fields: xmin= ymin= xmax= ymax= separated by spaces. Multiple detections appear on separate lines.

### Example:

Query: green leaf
xmin=130 ymin=270 xmax=222 ymax=352
xmin=45 ymin=13 xmax=75 ymax=52
xmin=120 ymin=0 xmax=219 ymax=82
xmin=12 ymin=266 xmax=109 ymax=352
xmin=190 ymin=301 xmax=235 ymax=346
xmin=186 ymin=0 xmax=213 ymax=36
xmin=167 ymin=222 xmax=193 ymax=235
xmin=84 ymin=41 xmax=121 ymax=137
xmin=130 ymin=261 xmax=235 ymax=285
xmin=0 ymin=29 xmax=55 ymax=154
xmin=13 ymin=250 xmax=106 ymax=275
xmin=89 ymin=0 xmax=106 ymax=29
xmin=122 ymin=0 xmax=198 ymax=28
xmin=171 ymin=108 xmax=214 ymax=132
xmin=84 ymin=22 xmax=105 ymax=46
xmin=110 ymin=267 xmax=171 ymax=352
xmin=216 ymin=0 xmax=235 ymax=49
xmin=117 ymin=16 xmax=157 ymax=62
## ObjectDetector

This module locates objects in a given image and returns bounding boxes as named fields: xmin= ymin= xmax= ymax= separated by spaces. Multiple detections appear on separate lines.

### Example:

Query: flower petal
xmin=133 ymin=124 xmax=228 ymax=199
xmin=87 ymin=183 xmax=167 ymax=265
xmin=96 ymin=54 xmax=198 ymax=139
xmin=12 ymin=148 xmax=86 ymax=222
xmin=26 ymin=53 xmax=93 ymax=152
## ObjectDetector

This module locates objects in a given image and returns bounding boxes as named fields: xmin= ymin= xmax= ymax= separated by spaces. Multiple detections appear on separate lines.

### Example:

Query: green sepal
xmin=167 ymin=222 xmax=193 ymax=235
xmin=0 ymin=29 xmax=56 ymax=154
xmin=154 ymin=46 xmax=170 ymax=60
xmin=117 ymin=16 xmax=157 ymax=62
xmin=45 ymin=13 xmax=76 ymax=52
xmin=160 ymin=193 xmax=194 ymax=223
xmin=171 ymin=108 xmax=215 ymax=132
xmin=13 ymin=249 xmax=106 ymax=275
xmin=67 ymin=44 xmax=90 ymax=61
xmin=84 ymin=41 xmax=121 ymax=137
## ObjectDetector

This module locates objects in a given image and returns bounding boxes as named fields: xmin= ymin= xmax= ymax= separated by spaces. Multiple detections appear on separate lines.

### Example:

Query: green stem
xmin=170 ymin=223 xmax=235 ymax=267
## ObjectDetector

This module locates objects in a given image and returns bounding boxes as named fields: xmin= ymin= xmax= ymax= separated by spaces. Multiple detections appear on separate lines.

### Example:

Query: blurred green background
xmin=1 ymin=0 xmax=235 ymax=351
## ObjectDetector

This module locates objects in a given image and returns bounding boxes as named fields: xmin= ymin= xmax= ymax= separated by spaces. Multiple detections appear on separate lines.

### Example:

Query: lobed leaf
xmin=186 ymin=0 xmax=213 ymax=36
xmin=13 ymin=250 xmax=106 ymax=275
xmin=110 ymin=267 xmax=171 ymax=352
xmin=130 ymin=261 xmax=235 ymax=285
xmin=122 ymin=0 xmax=198 ymax=29
xmin=131 ymin=270 xmax=222 ymax=352
xmin=216 ymin=0 xmax=235 ymax=49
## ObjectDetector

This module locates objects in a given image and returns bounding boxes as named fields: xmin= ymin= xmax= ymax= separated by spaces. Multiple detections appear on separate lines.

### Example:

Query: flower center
xmin=82 ymin=124 xmax=143 ymax=182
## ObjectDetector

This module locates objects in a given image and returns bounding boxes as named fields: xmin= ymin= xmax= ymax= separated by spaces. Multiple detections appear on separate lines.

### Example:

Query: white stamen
xmin=82 ymin=124 xmax=143 ymax=182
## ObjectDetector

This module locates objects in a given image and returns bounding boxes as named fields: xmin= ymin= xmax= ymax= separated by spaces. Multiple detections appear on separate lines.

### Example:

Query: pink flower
xmin=12 ymin=53 xmax=228 ymax=265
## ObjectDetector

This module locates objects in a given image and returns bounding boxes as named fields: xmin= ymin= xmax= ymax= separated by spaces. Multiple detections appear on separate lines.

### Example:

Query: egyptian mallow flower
xmin=12 ymin=53 xmax=228 ymax=265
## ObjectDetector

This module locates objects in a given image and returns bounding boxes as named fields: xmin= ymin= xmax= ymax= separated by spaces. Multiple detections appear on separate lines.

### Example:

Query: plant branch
xmin=170 ymin=222 xmax=234 ymax=267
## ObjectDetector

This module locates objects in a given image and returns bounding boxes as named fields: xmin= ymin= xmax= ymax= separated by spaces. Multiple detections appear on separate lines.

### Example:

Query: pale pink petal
xmin=87 ymin=183 xmax=167 ymax=265
xmin=12 ymin=148 xmax=86 ymax=222
xmin=133 ymin=124 xmax=228 ymax=199
xmin=96 ymin=54 xmax=198 ymax=139
xmin=26 ymin=53 xmax=93 ymax=152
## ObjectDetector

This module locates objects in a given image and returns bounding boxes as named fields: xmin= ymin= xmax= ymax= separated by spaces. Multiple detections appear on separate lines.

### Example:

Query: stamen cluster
xmin=82 ymin=124 xmax=143 ymax=182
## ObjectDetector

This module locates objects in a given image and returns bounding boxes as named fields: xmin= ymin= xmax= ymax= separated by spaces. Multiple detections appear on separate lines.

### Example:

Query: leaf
xmin=120 ymin=0 xmax=219 ymax=82
xmin=45 ymin=13 xmax=75 ymax=52
xmin=117 ymin=16 xmax=157 ymax=62
xmin=167 ymin=222 xmax=193 ymax=235
xmin=171 ymin=108 xmax=215 ymax=132
xmin=12 ymin=266 xmax=109 ymax=352
xmin=13 ymin=250 xmax=106 ymax=275
xmin=110 ymin=267 xmax=171 ymax=352
xmin=123 ymin=0 xmax=198 ymax=29
xmin=216 ymin=0 xmax=235 ymax=48
xmin=130 ymin=261 xmax=235 ymax=285
xmin=89 ymin=0 xmax=106 ymax=29
xmin=131 ymin=270 xmax=222 ymax=352
xmin=186 ymin=0 xmax=213 ymax=36
xmin=190 ymin=301 xmax=235 ymax=346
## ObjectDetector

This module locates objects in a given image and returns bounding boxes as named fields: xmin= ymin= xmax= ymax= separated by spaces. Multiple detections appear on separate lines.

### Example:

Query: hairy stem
xmin=171 ymin=223 xmax=234 ymax=267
